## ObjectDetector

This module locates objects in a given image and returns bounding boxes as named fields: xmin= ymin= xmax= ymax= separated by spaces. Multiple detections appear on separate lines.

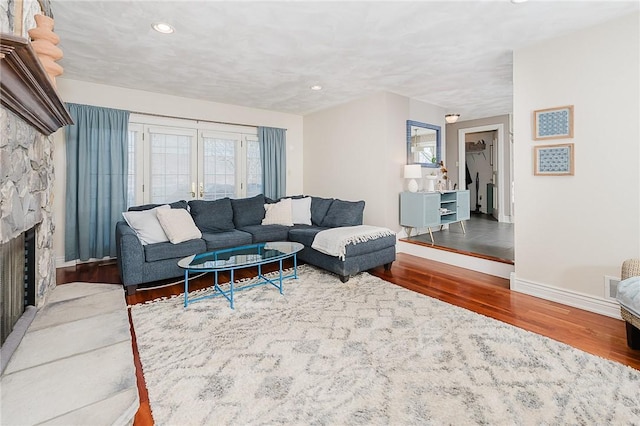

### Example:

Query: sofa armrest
xmin=115 ymin=221 xmax=144 ymax=285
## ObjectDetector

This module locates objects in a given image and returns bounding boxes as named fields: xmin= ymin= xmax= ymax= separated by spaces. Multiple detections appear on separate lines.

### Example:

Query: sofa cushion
xmin=201 ymin=230 xmax=253 ymax=251
xmin=320 ymin=199 xmax=365 ymax=227
xmin=188 ymin=198 xmax=235 ymax=232
xmin=239 ymin=224 xmax=290 ymax=243
xmin=617 ymin=276 xmax=640 ymax=316
xmin=231 ymin=194 xmax=266 ymax=228
xmin=288 ymin=226 xmax=329 ymax=247
xmin=156 ymin=208 xmax=202 ymax=244
xmin=121 ymin=205 xmax=170 ymax=245
xmin=143 ymin=238 xmax=206 ymax=262
xmin=128 ymin=200 xmax=188 ymax=211
xmin=310 ymin=197 xmax=334 ymax=226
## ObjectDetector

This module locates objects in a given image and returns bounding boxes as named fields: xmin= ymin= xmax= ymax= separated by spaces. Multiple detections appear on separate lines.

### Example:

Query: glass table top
xmin=178 ymin=241 xmax=304 ymax=271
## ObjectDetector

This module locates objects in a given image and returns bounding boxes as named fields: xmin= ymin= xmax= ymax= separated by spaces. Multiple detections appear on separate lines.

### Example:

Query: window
xmin=148 ymin=127 xmax=196 ymax=204
xmin=127 ymin=119 xmax=261 ymax=206
xmin=201 ymin=132 xmax=237 ymax=200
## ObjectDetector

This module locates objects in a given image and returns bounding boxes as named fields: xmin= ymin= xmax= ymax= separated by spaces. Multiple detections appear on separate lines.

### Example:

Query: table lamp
xmin=404 ymin=164 xmax=422 ymax=192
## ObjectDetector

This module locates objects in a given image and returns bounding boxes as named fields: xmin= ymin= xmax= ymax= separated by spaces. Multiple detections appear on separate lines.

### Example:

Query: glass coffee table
xmin=178 ymin=241 xmax=303 ymax=309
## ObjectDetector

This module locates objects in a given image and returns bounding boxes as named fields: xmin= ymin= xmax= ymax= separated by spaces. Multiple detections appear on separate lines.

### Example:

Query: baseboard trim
xmin=510 ymin=274 xmax=622 ymax=319
xmin=56 ymin=256 xmax=74 ymax=268
xmin=55 ymin=256 xmax=115 ymax=269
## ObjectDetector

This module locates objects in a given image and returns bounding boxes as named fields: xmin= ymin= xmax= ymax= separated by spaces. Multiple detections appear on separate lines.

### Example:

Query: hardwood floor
xmin=56 ymin=253 xmax=640 ymax=425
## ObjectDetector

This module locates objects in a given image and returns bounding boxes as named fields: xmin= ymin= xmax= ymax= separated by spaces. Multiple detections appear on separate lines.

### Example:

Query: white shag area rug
xmin=129 ymin=265 xmax=640 ymax=425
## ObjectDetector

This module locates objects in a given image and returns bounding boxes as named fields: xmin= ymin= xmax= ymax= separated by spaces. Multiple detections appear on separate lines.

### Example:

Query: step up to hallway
xmin=1 ymin=283 xmax=138 ymax=425
xmin=398 ymin=239 xmax=515 ymax=279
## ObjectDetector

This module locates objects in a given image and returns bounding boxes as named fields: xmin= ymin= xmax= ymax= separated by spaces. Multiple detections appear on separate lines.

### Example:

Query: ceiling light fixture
xmin=510 ymin=0 xmax=528 ymax=3
xmin=310 ymin=85 xmax=323 ymax=91
xmin=152 ymin=22 xmax=175 ymax=34
xmin=445 ymin=114 xmax=460 ymax=124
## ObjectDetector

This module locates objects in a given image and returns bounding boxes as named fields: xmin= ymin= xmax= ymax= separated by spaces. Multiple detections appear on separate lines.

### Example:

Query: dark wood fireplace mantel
xmin=0 ymin=33 xmax=73 ymax=135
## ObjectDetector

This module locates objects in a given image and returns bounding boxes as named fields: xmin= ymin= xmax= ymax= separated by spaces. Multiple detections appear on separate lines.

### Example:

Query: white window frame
xmin=127 ymin=116 xmax=260 ymax=206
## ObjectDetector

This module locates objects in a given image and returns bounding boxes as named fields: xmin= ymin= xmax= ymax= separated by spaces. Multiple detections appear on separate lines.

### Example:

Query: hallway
xmin=402 ymin=213 xmax=514 ymax=264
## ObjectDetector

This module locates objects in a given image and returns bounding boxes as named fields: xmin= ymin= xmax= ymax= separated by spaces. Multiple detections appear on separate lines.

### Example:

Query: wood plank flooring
xmin=56 ymin=253 xmax=640 ymax=425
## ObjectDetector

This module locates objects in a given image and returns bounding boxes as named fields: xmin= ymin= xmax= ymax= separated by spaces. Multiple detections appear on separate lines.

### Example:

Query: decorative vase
xmin=425 ymin=175 xmax=437 ymax=192
xmin=28 ymin=14 xmax=63 ymax=87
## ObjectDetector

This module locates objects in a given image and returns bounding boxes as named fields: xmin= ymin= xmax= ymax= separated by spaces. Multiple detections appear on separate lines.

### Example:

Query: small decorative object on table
xmin=425 ymin=174 xmax=437 ymax=192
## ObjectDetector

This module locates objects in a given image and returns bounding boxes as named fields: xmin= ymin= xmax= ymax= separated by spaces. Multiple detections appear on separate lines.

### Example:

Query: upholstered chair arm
xmin=621 ymin=258 xmax=640 ymax=280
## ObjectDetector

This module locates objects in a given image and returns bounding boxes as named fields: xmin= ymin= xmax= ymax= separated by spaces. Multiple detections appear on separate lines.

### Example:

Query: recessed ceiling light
xmin=310 ymin=85 xmax=322 ymax=91
xmin=152 ymin=22 xmax=175 ymax=34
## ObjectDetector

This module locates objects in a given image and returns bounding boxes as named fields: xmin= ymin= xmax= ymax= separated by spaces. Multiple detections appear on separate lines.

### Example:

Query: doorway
xmin=457 ymin=123 xmax=512 ymax=224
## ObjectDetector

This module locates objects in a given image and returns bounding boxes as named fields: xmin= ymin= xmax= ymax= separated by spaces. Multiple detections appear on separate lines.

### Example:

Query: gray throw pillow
xmin=310 ymin=197 xmax=334 ymax=226
xmin=188 ymin=198 xmax=234 ymax=232
xmin=320 ymin=199 xmax=365 ymax=227
xmin=231 ymin=194 xmax=266 ymax=228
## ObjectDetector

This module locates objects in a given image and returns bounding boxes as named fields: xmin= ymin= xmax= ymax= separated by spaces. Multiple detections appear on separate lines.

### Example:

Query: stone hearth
xmin=0 ymin=106 xmax=56 ymax=307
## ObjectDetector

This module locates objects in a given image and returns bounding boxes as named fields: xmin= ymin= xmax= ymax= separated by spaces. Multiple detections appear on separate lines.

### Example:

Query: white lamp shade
xmin=404 ymin=164 xmax=422 ymax=179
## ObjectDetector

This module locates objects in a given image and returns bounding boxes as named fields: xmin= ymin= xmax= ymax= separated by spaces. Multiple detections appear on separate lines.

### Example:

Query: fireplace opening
xmin=1 ymin=227 xmax=37 ymax=345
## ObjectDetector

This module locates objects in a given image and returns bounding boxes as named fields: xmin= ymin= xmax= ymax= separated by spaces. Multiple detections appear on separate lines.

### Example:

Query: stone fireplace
xmin=0 ymin=34 xmax=72 ymax=346
xmin=0 ymin=106 xmax=57 ymax=343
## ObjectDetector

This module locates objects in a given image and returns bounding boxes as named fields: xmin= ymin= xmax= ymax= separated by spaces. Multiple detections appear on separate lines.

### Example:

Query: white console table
xmin=400 ymin=190 xmax=470 ymax=243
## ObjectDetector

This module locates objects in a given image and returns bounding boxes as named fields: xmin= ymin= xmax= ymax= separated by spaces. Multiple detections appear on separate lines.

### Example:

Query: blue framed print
xmin=534 ymin=143 xmax=574 ymax=176
xmin=534 ymin=105 xmax=573 ymax=140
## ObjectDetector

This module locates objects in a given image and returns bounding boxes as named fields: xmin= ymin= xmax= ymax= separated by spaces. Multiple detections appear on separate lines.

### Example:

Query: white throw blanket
xmin=311 ymin=225 xmax=395 ymax=260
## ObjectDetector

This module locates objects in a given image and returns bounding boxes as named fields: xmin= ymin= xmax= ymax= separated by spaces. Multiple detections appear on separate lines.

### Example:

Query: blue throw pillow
xmin=320 ymin=199 xmax=365 ymax=227
xmin=128 ymin=200 xmax=188 ymax=211
xmin=231 ymin=194 xmax=266 ymax=228
xmin=310 ymin=197 xmax=334 ymax=226
xmin=188 ymin=198 xmax=234 ymax=232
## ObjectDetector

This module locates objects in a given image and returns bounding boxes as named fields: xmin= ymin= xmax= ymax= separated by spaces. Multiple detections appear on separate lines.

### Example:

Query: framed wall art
xmin=534 ymin=143 xmax=574 ymax=176
xmin=533 ymin=105 xmax=573 ymax=140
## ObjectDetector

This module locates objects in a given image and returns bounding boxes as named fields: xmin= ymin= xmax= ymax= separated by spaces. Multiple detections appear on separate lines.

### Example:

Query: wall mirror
xmin=407 ymin=120 xmax=441 ymax=168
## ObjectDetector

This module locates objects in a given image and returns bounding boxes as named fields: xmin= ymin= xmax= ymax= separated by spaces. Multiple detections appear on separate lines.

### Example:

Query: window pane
xmin=202 ymin=136 xmax=236 ymax=200
xmin=150 ymin=132 xmax=192 ymax=204
xmin=127 ymin=130 xmax=136 ymax=208
xmin=246 ymin=139 xmax=262 ymax=198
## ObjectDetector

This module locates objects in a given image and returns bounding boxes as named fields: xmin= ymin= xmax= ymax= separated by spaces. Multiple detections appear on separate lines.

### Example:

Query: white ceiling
xmin=51 ymin=1 xmax=639 ymax=120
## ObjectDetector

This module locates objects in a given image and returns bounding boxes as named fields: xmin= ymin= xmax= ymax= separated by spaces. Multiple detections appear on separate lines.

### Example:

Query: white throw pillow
xmin=156 ymin=208 xmax=202 ymax=244
xmin=121 ymin=205 xmax=170 ymax=245
xmin=290 ymin=197 xmax=312 ymax=225
xmin=262 ymin=198 xmax=294 ymax=226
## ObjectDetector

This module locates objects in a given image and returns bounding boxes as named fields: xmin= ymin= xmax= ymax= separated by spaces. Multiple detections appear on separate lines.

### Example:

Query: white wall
xmin=512 ymin=13 xmax=639 ymax=312
xmin=303 ymin=92 xmax=406 ymax=230
xmin=303 ymin=91 xmax=445 ymax=232
xmin=52 ymin=78 xmax=304 ymax=264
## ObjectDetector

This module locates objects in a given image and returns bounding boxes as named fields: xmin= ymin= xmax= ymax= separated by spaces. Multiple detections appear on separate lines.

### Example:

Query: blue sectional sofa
xmin=115 ymin=194 xmax=396 ymax=295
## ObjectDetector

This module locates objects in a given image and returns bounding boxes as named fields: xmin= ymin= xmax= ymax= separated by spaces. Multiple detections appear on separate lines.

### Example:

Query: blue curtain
xmin=65 ymin=103 xmax=129 ymax=261
xmin=258 ymin=126 xmax=286 ymax=199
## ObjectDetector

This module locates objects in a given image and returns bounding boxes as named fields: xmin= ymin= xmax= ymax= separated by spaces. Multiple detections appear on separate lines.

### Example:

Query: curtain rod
xmin=128 ymin=110 xmax=287 ymax=131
